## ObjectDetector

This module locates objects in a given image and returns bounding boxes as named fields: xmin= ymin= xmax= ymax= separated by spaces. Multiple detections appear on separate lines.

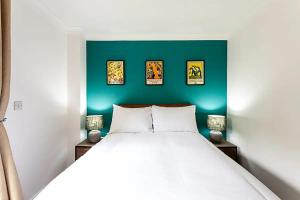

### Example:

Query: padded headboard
xmin=119 ymin=104 xmax=191 ymax=108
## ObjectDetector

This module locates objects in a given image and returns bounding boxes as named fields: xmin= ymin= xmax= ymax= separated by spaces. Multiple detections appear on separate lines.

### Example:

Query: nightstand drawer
xmin=75 ymin=139 xmax=101 ymax=160
xmin=215 ymin=141 xmax=238 ymax=162
xmin=218 ymin=147 xmax=237 ymax=161
xmin=75 ymin=147 xmax=91 ymax=160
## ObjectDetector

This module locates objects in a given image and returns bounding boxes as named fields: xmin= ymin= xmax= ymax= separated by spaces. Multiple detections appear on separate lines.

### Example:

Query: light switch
xmin=14 ymin=101 xmax=23 ymax=111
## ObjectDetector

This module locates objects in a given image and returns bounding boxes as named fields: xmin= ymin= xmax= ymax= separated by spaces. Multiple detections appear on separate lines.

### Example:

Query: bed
xmin=34 ymin=104 xmax=280 ymax=200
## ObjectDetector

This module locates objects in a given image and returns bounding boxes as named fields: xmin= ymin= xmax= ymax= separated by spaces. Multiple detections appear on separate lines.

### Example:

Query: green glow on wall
xmin=87 ymin=40 xmax=227 ymax=138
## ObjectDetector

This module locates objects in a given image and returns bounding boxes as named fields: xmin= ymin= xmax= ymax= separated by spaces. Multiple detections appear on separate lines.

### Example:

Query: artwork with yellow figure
xmin=107 ymin=60 xmax=125 ymax=85
xmin=186 ymin=60 xmax=205 ymax=85
xmin=146 ymin=61 xmax=163 ymax=85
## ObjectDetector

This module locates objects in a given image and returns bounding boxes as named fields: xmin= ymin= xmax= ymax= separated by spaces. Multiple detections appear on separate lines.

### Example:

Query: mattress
xmin=34 ymin=132 xmax=280 ymax=200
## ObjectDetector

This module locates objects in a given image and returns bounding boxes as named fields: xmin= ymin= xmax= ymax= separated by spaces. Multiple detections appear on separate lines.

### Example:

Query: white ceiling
xmin=36 ymin=0 xmax=273 ymax=40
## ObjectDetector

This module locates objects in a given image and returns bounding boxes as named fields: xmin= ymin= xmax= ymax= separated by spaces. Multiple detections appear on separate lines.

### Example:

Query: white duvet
xmin=35 ymin=132 xmax=280 ymax=200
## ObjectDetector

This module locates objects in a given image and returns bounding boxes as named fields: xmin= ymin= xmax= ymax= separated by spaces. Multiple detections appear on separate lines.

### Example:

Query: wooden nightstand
xmin=75 ymin=139 xmax=100 ymax=160
xmin=215 ymin=141 xmax=238 ymax=162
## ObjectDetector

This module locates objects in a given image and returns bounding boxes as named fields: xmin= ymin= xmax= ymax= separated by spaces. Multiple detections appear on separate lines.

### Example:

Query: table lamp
xmin=207 ymin=115 xmax=226 ymax=144
xmin=86 ymin=115 xmax=103 ymax=143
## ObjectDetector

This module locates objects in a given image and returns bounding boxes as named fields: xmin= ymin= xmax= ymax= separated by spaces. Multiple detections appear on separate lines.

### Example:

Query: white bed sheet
xmin=35 ymin=132 xmax=280 ymax=200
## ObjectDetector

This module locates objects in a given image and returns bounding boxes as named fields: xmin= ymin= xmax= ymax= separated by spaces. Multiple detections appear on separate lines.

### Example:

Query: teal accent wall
xmin=87 ymin=40 xmax=227 ymax=138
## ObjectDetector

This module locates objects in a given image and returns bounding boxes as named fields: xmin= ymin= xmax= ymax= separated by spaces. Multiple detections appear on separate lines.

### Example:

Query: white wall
xmin=67 ymin=31 xmax=87 ymax=165
xmin=228 ymin=0 xmax=300 ymax=199
xmin=7 ymin=0 xmax=75 ymax=199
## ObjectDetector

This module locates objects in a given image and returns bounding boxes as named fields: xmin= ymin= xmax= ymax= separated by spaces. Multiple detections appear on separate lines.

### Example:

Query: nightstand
xmin=214 ymin=141 xmax=238 ymax=162
xmin=75 ymin=139 xmax=100 ymax=160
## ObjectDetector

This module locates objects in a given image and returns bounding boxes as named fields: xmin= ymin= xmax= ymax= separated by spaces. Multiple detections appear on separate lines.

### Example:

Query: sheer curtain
xmin=0 ymin=0 xmax=23 ymax=199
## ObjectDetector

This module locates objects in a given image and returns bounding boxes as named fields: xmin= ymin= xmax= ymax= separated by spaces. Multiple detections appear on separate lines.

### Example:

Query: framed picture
xmin=186 ymin=60 xmax=205 ymax=85
xmin=145 ymin=60 xmax=164 ymax=85
xmin=107 ymin=60 xmax=125 ymax=85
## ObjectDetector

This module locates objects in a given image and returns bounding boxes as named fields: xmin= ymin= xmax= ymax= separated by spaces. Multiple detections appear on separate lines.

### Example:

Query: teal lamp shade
xmin=207 ymin=115 xmax=226 ymax=131
xmin=86 ymin=115 xmax=103 ymax=131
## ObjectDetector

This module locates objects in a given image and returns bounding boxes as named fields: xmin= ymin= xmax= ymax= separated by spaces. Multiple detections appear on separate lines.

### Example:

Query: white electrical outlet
xmin=14 ymin=101 xmax=23 ymax=111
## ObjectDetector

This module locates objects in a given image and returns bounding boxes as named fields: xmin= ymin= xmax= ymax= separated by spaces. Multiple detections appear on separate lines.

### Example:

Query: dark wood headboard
xmin=119 ymin=104 xmax=191 ymax=108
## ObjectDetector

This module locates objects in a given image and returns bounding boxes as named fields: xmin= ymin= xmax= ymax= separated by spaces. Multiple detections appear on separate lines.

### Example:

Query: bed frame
xmin=120 ymin=104 xmax=191 ymax=108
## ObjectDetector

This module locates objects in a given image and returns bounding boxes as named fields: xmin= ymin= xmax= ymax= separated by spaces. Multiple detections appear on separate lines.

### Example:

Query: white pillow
xmin=151 ymin=105 xmax=198 ymax=132
xmin=109 ymin=105 xmax=153 ymax=133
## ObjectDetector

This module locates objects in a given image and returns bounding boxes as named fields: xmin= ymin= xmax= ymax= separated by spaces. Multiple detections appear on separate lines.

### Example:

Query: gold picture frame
xmin=186 ymin=60 xmax=205 ymax=85
xmin=106 ymin=60 xmax=125 ymax=85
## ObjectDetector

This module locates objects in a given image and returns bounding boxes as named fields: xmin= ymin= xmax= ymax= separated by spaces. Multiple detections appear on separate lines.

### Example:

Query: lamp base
xmin=210 ymin=130 xmax=223 ymax=144
xmin=88 ymin=130 xmax=101 ymax=143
